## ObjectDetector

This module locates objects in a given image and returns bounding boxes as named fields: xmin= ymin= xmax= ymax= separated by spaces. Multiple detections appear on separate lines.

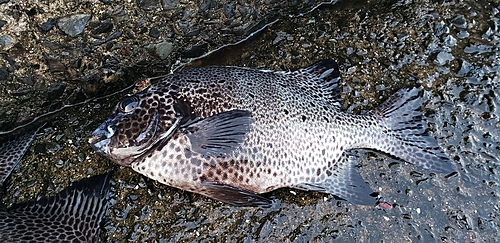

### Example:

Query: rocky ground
xmin=1 ymin=0 xmax=499 ymax=242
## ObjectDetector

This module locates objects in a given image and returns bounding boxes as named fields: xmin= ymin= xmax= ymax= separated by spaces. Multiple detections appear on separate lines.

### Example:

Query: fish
xmin=0 ymin=124 xmax=44 ymax=185
xmin=89 ymin=59 xmax=456 ymax=207
xmin=0 ymin=173 xmax=112 ymax=242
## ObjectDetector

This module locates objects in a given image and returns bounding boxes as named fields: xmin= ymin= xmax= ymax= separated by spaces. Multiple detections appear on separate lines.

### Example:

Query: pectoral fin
xmin=182 ymin=110 xmax=252 ymax=157
xmin=201 ymin=181 xmax=272 ymax=207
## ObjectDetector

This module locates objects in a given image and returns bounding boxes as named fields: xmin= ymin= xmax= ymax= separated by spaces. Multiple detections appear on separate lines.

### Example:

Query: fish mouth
xmin=89 ymin=113 xmax=183 ymax=167
xmin=88 ymin=122 xmax=114 ymax=160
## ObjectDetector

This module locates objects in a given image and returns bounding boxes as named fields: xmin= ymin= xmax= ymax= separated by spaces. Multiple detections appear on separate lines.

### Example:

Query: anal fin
xmin=200 ymin=181 xmax=272 ymax=207
xmin=294 ymin=152 xmax=376 ymax=205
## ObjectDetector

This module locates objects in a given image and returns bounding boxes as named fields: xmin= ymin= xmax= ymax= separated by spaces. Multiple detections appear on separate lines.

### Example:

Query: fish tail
xmin=370 ymin=87 xmax=456 ymax=173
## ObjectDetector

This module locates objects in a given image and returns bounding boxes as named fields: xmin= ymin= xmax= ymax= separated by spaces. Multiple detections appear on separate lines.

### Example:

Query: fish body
xmin=90 ymin=59 xmax=456 ymax=206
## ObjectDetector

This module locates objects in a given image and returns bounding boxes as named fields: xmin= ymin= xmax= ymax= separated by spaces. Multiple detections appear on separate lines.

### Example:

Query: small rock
xmin=182 ymin=43 xmax=208 ymax=58
xmin=57 ymin=14 xmax=91 ymax=37
xmin=46 ymin=82 xmax=67 ymax=101
xmin=451 ymin=15 xmax=467 ymax=29
xmin=457 ymin=30 xmax=469 ymax=39
xmin=0 ymin=35 xmax=13 ymax=48
xmin=147 ymin=41 xmax=174 ymax=59
xmin=0 ymin=66 xmax=8 ymax=81
xmin=137 ymin=0 xmax=159 ymax=11
xmin=149 ymin=27 xmax=160 ymax=38
xmin=155 ymin=41 xmax=174 ymax=59
xmin=45 ymin=56 xmax=66 ymax=72
xmin=456 ymin=59 xmax=472 ymax=77
xmin=434 ymin=51 xmax=454 ymax=66
xmin=444 ymin=35 xmax=457 ymax=47
xmin=40 ymin=18 xmax=57 ymax=33
xmin=200 ymin=0 xmax=216 ymax=12
xmin=224 ymin=3 xmax=236 ymax=19
xmin=92 ymin=20 xmax=113 ymax=35
xmin=68 ymin=88 xmax=86 ymax=104
xmin=0 ymin=20 xmax=6 ymax=30
xmin=161 ymin=0 xmax=179 ymax=10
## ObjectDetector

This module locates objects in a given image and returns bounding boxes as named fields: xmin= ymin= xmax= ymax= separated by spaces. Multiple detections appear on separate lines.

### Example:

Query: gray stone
xmin=0 ymin=20 xmax=6 ymax=30
xmin=155 ymin=41 xmax=174 ymax=59
xmin=0 ymin=35 xmax=13 ymax=47
xmin=40 ymin=18 xmax=57 ymax=33
xmin=137 ymin=0 xmax=159 ymax=11
xmin=161 ymin=0 xmax=179 ymax=10
xmin=46 ymin=82 xmax=67 ymax=101
xmin=57 ymin=14 xmax=91 ymax=37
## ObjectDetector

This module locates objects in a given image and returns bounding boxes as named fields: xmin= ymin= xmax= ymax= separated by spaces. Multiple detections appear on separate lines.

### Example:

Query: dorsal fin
xmin=294 ymin=59 xmax=342 ymax=107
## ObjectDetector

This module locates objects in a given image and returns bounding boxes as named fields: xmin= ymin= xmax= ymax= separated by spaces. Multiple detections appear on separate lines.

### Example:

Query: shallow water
xmin=1 ymin=0 xmax=499 ymax=242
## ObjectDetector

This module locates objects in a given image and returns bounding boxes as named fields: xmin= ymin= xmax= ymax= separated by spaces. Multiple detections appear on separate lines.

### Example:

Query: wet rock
xmin=182 ymin=43 xmax=208 ymax=58
xmin=434 ymin=51 xmax=454 ymax=66
xmin=39 ymin=18 xmax=57 ymax=33
xmin=0 ymin=0 xmax=9 ymax=4
xmin=0 ymin=66 xmax=8 ymax=81
xmin=444 ymin=35 xmax=457 ymax=47
xmin=45 ymin=141 xmax=62 ymax=154
xmin=200 ymin=0 xmax=216 ymax=12
xmin=57 ymin=14 xmax=91 ymax=37
xmin=137 ymin=0 xmax=158 ymax=11
xmin=0 ymin=20 xmax=6 ymax=30
xmin=161 ymin=0 xmax=179 ymax=10
xmin=149 ymin=27 xmax=160 ymax=38
xmin=0 ymin=35 xmax=13 ymax=48
xmin=434 ymin=21 xmax=449 ymax=36
xmin=456 ymin=59 xmax=472 ymax=77
xmin=45 ymin=56 xmax=66 ymax=72
xmin=451 ymin=15 xmax=467 ymax=29
xmin=457 ymin=30 xmax=469 ymax=39
xmin=45 ymin=82 xmax=67 ymax=101
xmin=92 ymin=20 xmax=113 ymax=35
xmin=147 ymin=41 xmax=174 ymax=59
xmin=68 ymin=88 xmax=86 ymax=104
xmin=224 ymin=2 xmax=236 ymax=19
xmin=92 ymin=31 xmax=122 ymax=45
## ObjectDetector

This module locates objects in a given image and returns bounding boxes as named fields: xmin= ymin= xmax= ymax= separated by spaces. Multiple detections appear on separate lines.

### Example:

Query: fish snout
xmin=88 ymin=122 xmax=115 ymax=155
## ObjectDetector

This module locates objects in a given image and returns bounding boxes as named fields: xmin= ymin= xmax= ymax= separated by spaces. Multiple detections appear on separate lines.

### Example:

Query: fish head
xmin=89 ymin=91 xmax=189 ymax=166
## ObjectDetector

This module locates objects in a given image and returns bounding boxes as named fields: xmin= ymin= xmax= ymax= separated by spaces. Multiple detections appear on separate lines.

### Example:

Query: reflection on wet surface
xmin=0 ymin=0 xmax=498 ymax=242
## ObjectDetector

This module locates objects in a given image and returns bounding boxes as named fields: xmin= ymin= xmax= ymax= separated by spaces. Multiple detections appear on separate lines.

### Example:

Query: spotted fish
xmin=89 ymin=59 xmax=456 ymax=207
xmin=0 ymin=173 xmax=112 ymax=242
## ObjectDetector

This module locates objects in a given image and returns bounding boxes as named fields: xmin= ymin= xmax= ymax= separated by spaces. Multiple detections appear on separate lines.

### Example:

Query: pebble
xmin=92 ymin=20 xmax=113 ymax=35
xmin=451 ymin=15 xmax=467 ymax=29
xmin=0 ymin=35 xmax=13 ymax=48
xmin=39 ymin=18 xmax=57 ymax=33
xmin=45 ymin=82 xmax=67 ymax=101
xmin=161 ymin=0 xmax=179 ymax=10
xmin=434 ymin=51 xmax=454 ymax=65
xmin=57 ymin=14 xmax=91 ymax=37
xmin=137 ymin=0 xmax=159 ymax=11
xmin=0 ymin=66 xmax=8 ymax=80
xmin=149 ymin=27 xmax=160 ymax=38
xmin=147 ymin=41 xmax=174 ymax=59
xmin=0 ymin=20 xmax=6 ymax=30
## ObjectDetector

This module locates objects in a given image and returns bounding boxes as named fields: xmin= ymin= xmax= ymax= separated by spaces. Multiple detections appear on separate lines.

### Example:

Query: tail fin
xmin=371 ymin=87 xmax=456 ymax=173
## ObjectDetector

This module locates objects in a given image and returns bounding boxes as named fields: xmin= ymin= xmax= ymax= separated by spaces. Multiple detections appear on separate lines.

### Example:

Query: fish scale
xmin=90 ymin=59 xmax=456 ymax=207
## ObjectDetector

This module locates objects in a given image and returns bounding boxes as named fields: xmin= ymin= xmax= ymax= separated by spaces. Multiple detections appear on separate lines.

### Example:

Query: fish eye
xmin=119 ymin=97 xmax=139 ymax=113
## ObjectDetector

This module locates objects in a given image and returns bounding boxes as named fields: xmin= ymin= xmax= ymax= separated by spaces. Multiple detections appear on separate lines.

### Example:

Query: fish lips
xmin=89 ymin=113 xmax=175 ymax=167
xmin=88 ymin=119 xmax=134 ymax=166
